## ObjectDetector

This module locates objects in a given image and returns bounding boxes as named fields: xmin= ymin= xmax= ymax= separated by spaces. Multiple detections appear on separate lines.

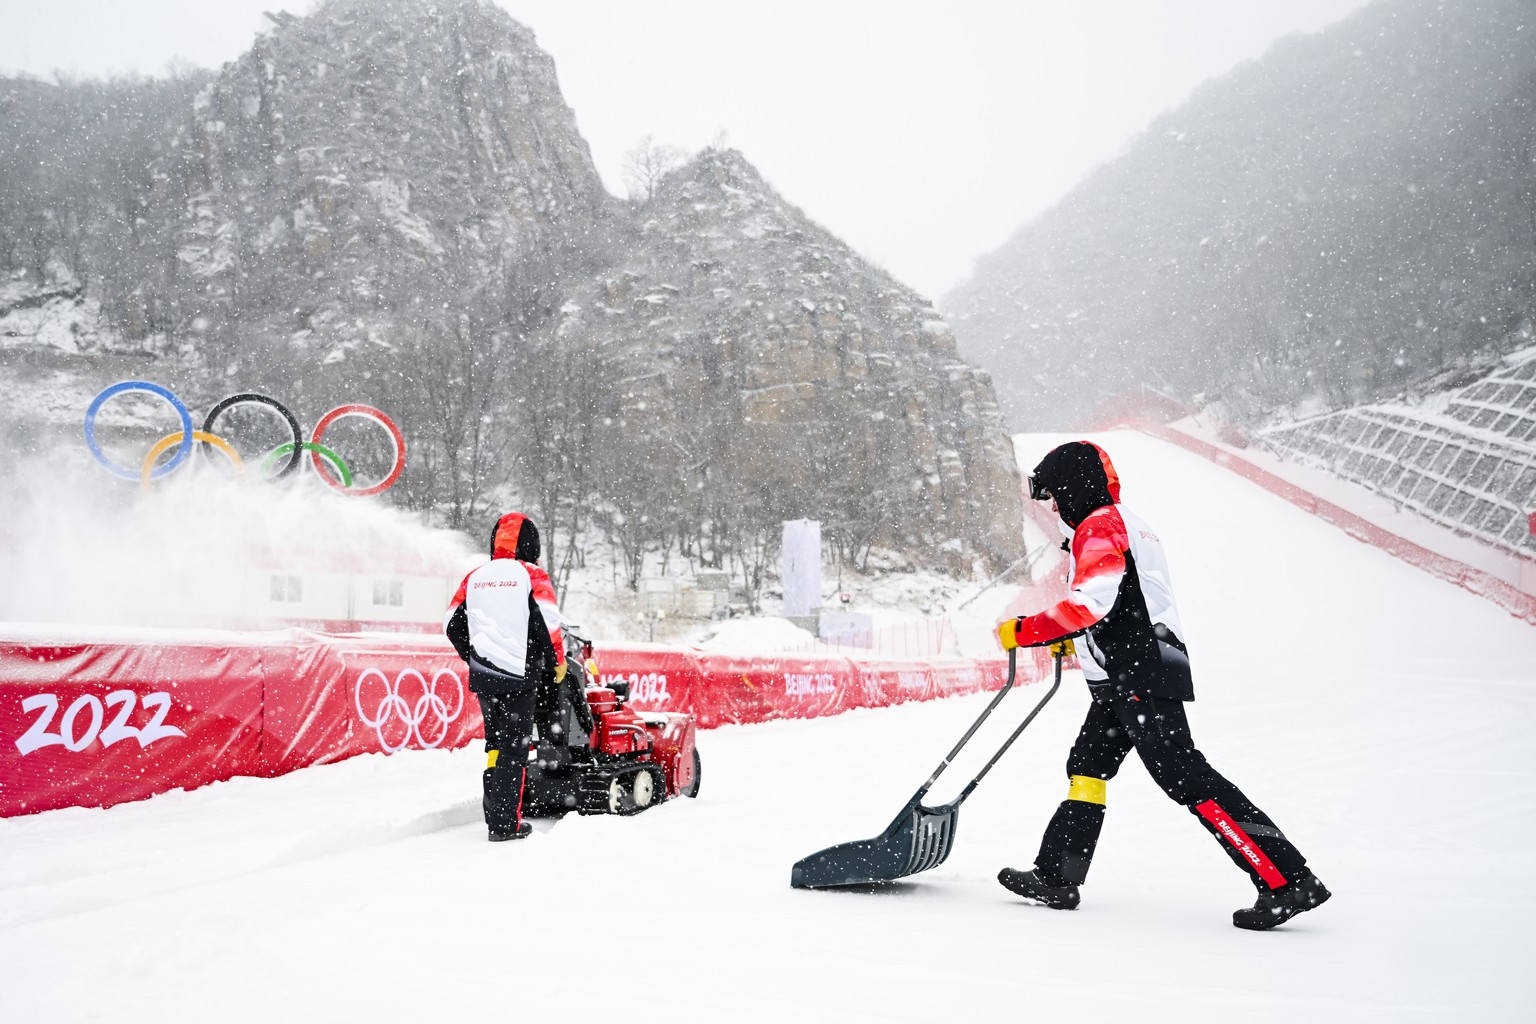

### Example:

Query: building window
xmin=372 ymin=579 xmax=404 ymax=607
xmin=270 ymin=575 xmax=302 ymax=603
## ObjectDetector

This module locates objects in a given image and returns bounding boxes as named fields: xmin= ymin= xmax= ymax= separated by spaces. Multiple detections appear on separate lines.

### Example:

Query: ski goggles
xmin=1027 ymin=472 xmax=1050 ymax=501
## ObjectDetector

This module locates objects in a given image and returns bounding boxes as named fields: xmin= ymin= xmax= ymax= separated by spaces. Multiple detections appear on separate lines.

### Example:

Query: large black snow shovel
xmin=790 ymin=648 xmax=1062 ymax=889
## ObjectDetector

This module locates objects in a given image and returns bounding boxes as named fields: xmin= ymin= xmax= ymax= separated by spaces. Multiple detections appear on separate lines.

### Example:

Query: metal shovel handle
xmin=914 ymin=648 xmax=1019 ymax=796
xmin=954 ymin=649 xmax=1063 ymax=802
xmin=915 ymin=647 xmax=1062 ymax=802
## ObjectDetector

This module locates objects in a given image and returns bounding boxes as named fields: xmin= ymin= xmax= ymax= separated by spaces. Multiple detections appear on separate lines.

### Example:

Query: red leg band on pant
xmin=515 ymin=767 xmax=527 ymax=829
xmin=1195 ymin=799 xmax=1288 ymax=889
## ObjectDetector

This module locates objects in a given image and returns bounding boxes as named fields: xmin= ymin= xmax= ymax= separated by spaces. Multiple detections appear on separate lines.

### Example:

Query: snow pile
xmin=0 ymin=454 xmax=478 ymax=627
xmin=693 ymin=615 xmax=817 ymax=652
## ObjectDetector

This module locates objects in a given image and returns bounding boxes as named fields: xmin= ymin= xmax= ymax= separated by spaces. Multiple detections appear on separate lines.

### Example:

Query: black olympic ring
xmin=202 ymin=393 xmax=305 ymax=479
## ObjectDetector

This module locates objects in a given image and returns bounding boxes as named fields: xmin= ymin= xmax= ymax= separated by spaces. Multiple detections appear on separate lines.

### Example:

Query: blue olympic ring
xmin=83 ymin=381 xmax=195 ymax=481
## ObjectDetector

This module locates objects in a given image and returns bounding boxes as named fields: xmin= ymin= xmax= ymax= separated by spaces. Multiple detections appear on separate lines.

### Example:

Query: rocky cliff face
xmin=136 ymin=0 xmax=612 ymax=374
xmin=542 ymin=150 xmax=1024 ymax=571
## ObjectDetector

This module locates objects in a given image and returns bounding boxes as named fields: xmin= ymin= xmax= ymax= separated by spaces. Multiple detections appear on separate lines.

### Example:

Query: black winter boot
xmin=998 ymin=868 xmax=1081 ymax=910
xmin=1232 ymin=870 xmax=1330 ymax=930
xmin=484 ymin=765 xmax=528 ymax=841
xmin=489 ymin=821 xmax=533 ymax=842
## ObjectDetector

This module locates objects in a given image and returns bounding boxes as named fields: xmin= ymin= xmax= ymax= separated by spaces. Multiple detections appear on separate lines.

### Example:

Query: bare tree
xmin=620 ymin=136 xmax=686 ymax=204
xmin=391 ymin=293 xmax=514 ymax=530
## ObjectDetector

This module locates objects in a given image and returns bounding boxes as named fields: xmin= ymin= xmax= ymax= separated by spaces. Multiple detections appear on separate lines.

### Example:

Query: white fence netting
xmin=1259 ymin=353 xmax=1536 ymax=557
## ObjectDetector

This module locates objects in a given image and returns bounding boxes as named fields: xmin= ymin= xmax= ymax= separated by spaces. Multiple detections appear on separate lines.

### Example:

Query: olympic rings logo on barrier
xmin=82 ymin=381 xmax=406 ymax=496
xmin=353 ymin=666 xmax=465 ymax=753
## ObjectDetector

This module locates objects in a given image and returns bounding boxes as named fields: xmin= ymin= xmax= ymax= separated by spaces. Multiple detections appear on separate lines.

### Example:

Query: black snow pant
xmin=1035 ymin=693 xmax=1308 ymax=892
xmin=473 ymin=680 xmax=536 ymax=837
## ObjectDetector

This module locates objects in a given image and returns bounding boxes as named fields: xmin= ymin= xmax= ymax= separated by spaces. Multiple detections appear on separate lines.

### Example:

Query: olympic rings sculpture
xmin=83 ymin=381 xmax=406 ymax=496
xmin=353 ymin=666 xmax=465 ymax=753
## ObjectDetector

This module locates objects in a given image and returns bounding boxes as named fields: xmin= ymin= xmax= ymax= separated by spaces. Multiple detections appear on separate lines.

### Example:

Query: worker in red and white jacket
xmin=446 ymin=512 xmax=566 ymax=842
xmin=995 ymin=441 xmax=1329 ymax=930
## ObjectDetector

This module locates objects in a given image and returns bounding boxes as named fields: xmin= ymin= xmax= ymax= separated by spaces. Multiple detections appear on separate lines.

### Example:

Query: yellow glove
xmin=996 ymin=619 xmax=1021 ymax=651
xmin=1049 ymin=637 xmax=1076 ymax=658
xmin=554 ymin=660 xmax=568 ymax=683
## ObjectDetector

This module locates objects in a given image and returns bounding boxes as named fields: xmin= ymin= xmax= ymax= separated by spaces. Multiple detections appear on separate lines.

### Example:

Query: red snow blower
xmin=522 ymin=628 xmax=700 ymax=817
xmin=790 ymin=648 xmax=1061 ymax=888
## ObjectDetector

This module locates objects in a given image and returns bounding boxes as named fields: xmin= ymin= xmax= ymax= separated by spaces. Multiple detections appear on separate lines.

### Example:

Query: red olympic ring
xmin=309 ymin=404 xmax=407 ymax=498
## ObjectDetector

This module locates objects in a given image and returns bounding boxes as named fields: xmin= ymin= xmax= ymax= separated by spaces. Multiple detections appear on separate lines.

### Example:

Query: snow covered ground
xmin=2 ymin=428 xmax=1533 ymax=1022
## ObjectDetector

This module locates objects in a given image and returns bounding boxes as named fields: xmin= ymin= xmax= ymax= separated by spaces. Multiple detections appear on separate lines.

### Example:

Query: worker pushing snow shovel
xmin=993 ymin=440 xmax=1330 ymax=930
xmin=795 ymin=440 xmax=1330 ymax=931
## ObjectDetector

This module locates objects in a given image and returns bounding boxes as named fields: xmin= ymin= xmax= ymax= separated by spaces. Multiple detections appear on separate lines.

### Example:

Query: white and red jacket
xmin=1013 ymin=442 xmax=1194 ymax=701
xmin=445 ymin=513 xmax=564 ymax=684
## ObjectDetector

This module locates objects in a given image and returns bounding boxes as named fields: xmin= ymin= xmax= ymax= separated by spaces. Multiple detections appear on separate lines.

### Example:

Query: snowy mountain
xmin=2 ymin=0 xmax=611 ymax=370
xmin=945 ymin=0 xmax=1536 ymax=430
xmin=0 ymin=0 xmax=1025 ymax=587
xmin=532 ymin=148 xmax=1025 ymax=583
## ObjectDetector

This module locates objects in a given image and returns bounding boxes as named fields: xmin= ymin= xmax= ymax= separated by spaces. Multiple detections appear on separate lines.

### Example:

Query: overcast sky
xmin=0 ymin=0 xmax=1373 ymax=301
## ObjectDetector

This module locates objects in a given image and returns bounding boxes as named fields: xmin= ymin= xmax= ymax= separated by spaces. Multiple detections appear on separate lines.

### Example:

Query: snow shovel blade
xmin=790 ymin=649 xmax=1063 ymax=891
xmin=790 ymin=795 xmax=959 ymax=888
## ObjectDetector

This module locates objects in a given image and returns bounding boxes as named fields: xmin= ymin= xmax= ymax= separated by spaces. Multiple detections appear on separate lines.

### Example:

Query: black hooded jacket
xmin=1019 ymin=442 xmax=1194 ymax=702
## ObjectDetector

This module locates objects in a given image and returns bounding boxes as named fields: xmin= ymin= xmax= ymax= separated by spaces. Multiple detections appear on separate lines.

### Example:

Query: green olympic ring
xmin=260 ymin=442 xmax=354 ymax=488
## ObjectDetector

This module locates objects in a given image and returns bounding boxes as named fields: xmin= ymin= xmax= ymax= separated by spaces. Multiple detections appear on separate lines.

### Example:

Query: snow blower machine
xmin=522 ymin=628 xmax=700 ymax=817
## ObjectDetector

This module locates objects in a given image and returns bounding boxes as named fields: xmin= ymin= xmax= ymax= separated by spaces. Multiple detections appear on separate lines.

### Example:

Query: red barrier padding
xmin=256 ymin=632 xmax=482 ymax=776
xmin=1 ymin=628 xmax=1035 ymax=818
xmin=852 ymin=658 xmax=938 ymax=708
xmin=687 ymin=648 xmax=862 ymax=726
xmin=0 ymin=634 xmax=266 ymax=816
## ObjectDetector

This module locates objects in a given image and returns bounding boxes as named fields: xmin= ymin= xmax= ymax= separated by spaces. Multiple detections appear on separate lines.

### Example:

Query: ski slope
xmin=2 ymin=428 xmax=1533 ymax=1022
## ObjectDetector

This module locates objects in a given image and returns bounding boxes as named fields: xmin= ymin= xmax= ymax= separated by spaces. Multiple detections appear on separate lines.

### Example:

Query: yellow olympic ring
xmin=140 ymin=431 xmax=245 ymax=493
